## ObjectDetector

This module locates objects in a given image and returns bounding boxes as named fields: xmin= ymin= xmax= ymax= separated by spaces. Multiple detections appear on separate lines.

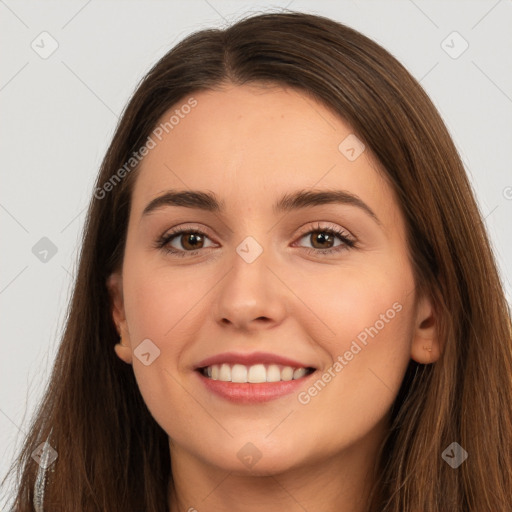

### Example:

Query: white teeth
xmin=248 ymin=364 xmax=266 ymax=383
xmin=231 ymin=364 xmax=247 ymax=383
xmin=204 ymin=363 xmax=312 ymax=383
xmin=219 ymin=363 xmax=231 ymax=381
xmin=281 ymin=366 xmax=294 ymax=381
xmin=267 ymin=364 xmax=281 ymax=383
xmin=293 ymin=368 xmax=307 ymax=379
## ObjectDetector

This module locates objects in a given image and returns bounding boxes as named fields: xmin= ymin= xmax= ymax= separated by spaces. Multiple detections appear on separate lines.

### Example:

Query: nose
xmin=213 ymin=247 xmax=289 ymax=332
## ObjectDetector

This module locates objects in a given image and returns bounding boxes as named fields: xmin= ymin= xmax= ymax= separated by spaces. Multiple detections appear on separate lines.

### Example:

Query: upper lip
xmin=194 ymin=351 xmax=316 ymax=370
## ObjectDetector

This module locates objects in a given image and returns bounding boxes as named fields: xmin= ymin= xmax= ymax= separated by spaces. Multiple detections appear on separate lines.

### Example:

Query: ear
xmin=410 ymin=293 xmax=441 ymax=364
xmin=106 ymin=272 xmax=133 ymax=365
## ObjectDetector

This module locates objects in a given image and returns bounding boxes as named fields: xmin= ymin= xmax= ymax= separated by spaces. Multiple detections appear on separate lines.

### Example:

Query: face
xmin=108 ymin=83 xmax=438 ymax=477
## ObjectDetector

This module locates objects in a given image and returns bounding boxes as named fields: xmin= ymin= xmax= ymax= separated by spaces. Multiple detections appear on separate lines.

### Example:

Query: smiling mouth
xmin=197 ymin=363 xmax=316 ymax=383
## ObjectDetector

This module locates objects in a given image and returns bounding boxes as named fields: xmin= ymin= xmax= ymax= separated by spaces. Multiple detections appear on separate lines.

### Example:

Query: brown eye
xmin=308 ymin=232 xmax=336 ymax=249
xmin=179 ymin=232 xmax=205 ymax=251
xmin=156 ymin=227 xmax=216 ymax=257
xmin=294 ymin=224 xmax=356 ymax=256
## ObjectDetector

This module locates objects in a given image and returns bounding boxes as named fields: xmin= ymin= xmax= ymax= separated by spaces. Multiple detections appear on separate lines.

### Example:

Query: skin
xmin=107 ymin=83 xmax=440 ymax=512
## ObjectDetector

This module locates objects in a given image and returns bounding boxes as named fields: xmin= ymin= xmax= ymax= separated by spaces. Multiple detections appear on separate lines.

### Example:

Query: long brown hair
xmin=3 ymin=10 xmax=511 ymax=511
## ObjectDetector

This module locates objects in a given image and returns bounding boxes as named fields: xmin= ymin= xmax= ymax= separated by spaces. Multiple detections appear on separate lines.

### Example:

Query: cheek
xmin=290 ymin=260 xmax=415 ymax=406
xmin=122 ymin=255 xmax=208 ymax=343
xmin=291 ymin=259 xmax=413 ymax=350
xmin=120 ymin=262 xmax=205 ymax=438
xmin=290 ymin=302 xmax=413 ymax=455
xmin=327 ymin=279 xmax=412 ymax=370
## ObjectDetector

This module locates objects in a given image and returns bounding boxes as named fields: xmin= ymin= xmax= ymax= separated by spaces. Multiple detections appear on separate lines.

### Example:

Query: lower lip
xmin=195 ymin=370 xmax=316 ymax=403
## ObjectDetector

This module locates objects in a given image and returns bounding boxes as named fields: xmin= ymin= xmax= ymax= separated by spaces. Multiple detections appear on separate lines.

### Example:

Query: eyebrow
xmin=141 ymin=189 xmax=381 ymax=225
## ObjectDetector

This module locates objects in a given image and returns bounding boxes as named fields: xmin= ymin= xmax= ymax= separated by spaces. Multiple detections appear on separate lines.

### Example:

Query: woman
xmin=3 ymin=10 xmax=511 ymax=512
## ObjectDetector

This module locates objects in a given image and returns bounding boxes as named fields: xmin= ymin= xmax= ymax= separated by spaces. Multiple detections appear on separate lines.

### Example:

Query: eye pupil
xmin=312 ymin=232 xmax=334 ymax=249
xmin=182 ymin=233 xmax=203 ymax=250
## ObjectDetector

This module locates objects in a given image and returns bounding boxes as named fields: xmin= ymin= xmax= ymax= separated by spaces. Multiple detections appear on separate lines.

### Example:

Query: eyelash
xmin=154 ymin=223 xmax=357 ymax=258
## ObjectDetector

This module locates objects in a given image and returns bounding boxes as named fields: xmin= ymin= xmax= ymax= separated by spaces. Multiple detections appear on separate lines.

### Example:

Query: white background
xmin=1 ymin=0 xmax=511 ymax=506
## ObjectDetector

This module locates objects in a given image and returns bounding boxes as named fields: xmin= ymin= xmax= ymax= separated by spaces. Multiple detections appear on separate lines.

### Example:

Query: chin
xmin=201 ymin=438 xmax=310 ymax=476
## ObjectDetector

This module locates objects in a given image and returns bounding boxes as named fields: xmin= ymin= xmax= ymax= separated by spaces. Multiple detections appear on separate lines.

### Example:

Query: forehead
xmin=131 ymin=83 xmax=392 ymax=216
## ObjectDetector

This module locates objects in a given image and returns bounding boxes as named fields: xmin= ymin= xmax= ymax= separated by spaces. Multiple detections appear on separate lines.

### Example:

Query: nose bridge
xmin=213 ymin=231 xmax=288 ymax=329
xmin=228 ymin=232 xmax=273 ymax=298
